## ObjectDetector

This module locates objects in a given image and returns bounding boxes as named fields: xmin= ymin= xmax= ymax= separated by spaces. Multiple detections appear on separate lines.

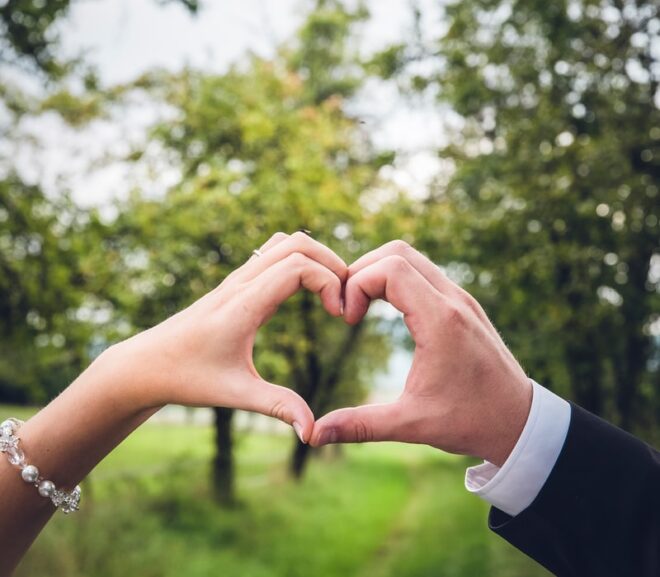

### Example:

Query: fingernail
xmin=298 ymin=228 xmax=312 ymax=237
xmin=317 ymin=428 xmax=338 ymax=447
xmin=293 ymin=421 xmax=306 ymax=444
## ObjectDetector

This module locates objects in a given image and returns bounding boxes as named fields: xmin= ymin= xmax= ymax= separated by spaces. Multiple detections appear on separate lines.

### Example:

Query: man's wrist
xmin=465 ymin=381 xmax=571 ymax=516
xmin=480 ymin=376 xmax=534 ymax=467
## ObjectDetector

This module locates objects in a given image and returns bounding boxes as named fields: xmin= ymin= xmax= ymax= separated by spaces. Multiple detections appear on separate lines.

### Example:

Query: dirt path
xmin=356 ymin=463 xmax=433 ymax=577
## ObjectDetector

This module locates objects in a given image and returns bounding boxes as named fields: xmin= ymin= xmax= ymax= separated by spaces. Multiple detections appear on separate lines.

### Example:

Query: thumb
xmin=310 ymin=402 xmax=403 ymax=447
xmin=239 ymin=378 xmax=315 ymax=444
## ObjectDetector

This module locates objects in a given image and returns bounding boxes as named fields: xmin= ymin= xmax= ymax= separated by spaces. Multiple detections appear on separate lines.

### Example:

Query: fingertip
xmin=309 ymin=418 xmax=335 ymax=447
xmin=311 ymin=426 xmax=338 ymax=447
xmin=326 ymin=292 xmax=344 ymax=317
xmin=290 ymin=409 xmax=314 ymax=445
xmin=343 ymin=273 xmax=371 ymax=323
xmin=346 ymin=262 xmax=360 ymax=280
xmin=337 ymin=259 xmax=349 ymax=283
xmin=342 ymin=295 xmax=369 ymax=325
xmin=293 ymin=421 xmax=307 ymax=444
xmin=293 ymin=398 xmax=315 ymax=428
xmin=343 ymin=311 xmax=362 ymax=325
xmin=256 ymin=381 xmax=314 ymax=436
xmin=319 ymin=276 xmax=344 ymax=317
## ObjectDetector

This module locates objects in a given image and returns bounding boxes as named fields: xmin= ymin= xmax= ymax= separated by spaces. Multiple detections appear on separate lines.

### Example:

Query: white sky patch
xmin=10 ymin=0 xmax=450 ymax=209
xmin=59 ymin=0 xmax=303 ymax=84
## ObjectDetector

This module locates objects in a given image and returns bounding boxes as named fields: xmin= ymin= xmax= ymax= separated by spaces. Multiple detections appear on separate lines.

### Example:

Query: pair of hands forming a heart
xmin=0 ymin=231 xmax=534 ymax=572
xmin=116 ymin=231 xmax=533 ymax=468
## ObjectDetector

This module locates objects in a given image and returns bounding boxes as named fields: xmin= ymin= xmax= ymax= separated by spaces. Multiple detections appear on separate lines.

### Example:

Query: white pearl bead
xmin=21 ymin=465 xmax=39 ymax=484
xmin=38 ymin=480 xmax=56 ymax=497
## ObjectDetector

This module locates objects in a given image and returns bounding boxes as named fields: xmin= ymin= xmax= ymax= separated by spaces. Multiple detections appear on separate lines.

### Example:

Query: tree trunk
xmin=570 ymin=351 xmax=604 ymax=416
xmin=288 ymin=318 xmax=365 ymax=478
xmin=291 ymin=438 xmax=312 ymax=479
xmin=212 ymin=407 xmax=235 ymax=506
xmin=614 ymin=247 xmax=652 ymax=432
xmin=288 ymin=293 xmax=322 ymax=478
xmin=565 ymin=326 xmax=604 ymax=417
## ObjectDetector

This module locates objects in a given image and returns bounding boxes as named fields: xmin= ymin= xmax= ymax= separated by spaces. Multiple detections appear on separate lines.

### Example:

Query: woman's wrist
xmin=96 ymin=339 xmax=166 ymax=414
xmin=15 ymin=346 xmax=159 ymax=491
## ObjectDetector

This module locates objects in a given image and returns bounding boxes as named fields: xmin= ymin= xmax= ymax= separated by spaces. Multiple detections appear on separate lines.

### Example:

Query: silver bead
xmin=38 ymin=480 xmax=56 ymax=497
xmin=0 ymin=424 xmax=13 ymax=438
xmin=21 ymin=464 xmax=39 ymax=483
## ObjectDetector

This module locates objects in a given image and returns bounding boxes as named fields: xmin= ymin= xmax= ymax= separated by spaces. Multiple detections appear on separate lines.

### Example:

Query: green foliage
xmin=0 ymin=0 xmax=206 ymax=405
xmin=108 ymin=51 xmax=409 ymax=436
xmin=38 ymin=89 xmax=107 ymax=126
xmin=0 ymin=176 xmax=105 ymax=403
xmin=0 ymin=0 xmax=72 ymax=77
xmin=402 ymin=0 xmax=660 ymax=435
xmin=289 ymin=0 xmax=369 ymax=103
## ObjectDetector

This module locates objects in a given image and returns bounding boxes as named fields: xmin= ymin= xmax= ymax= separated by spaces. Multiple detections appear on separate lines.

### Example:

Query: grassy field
xmin=3 ymin=405 xmax=551 ymax=577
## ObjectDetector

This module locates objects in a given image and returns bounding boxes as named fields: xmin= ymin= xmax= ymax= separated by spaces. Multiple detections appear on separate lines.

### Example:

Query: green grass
xmin=4 ymin=406 xmax=550 ymax=577
xmin=0 ymin=403 xmax=41 ymax=422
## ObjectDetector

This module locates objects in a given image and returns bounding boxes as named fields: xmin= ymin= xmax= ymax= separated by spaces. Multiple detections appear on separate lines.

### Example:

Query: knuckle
xmin=384 ymin=254 xmax=412 ymax=274
xmin=386 ymin=239 xmax=412 ymax=256
xmin=291 ymin=230 xmax=312 ymax=247
xmin=353 ymin=417 xmax=373 ymax=443
xmin=460 ymin=290 xmax=481 ymax=314
xmin=287 ymin=251 xmax=309 ymax=268
xmin=444 ymin=302 xmax=468 ymax=327
xmin=269 ymin=231 xmax=288 ymax=244
xmin=269 ymin=397 xmax=288 ymax=422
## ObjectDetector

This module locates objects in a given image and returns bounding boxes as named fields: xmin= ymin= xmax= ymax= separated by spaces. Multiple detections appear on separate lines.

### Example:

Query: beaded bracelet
xmin=0 ymin=418 xmax=81 ymax=514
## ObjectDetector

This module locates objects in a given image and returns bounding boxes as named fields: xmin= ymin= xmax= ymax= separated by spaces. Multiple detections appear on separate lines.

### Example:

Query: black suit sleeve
xmin=489 ymin=402 xmax=660 ymax=577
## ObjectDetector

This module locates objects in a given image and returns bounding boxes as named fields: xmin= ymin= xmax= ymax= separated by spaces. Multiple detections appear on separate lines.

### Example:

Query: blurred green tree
xmin=379 ymin=0 xmax=659 ymax=436
xmin=0 ymin=176 xmax=105 ymax=403
xmin=95 ymin=0 xmax=412 ymax=502
xmin=0 ymin=0 xmax=204 ymax=405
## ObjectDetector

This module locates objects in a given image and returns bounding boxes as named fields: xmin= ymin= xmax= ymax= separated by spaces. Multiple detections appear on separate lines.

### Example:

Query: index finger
xmin=349 ymin=240 xmax=461 ymax=297
xmin=242 ymin=252 xmax=344 ymax=326
xmin=343 ymin=255 xmax=442 ymax=327
xmin=237 ymin=231 xmax=348 ymax=285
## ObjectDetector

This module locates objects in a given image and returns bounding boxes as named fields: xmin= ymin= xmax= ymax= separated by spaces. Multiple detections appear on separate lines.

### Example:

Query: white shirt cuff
xmin=464 ymin=380 xmax=571 ymax=517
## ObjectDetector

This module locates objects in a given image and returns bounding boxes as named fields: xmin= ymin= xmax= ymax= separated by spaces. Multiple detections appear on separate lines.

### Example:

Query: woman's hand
xmin=108 ymin=231 xmax=347 ymax=442
xmin=0 ymin=231 xmax=346 ymax=572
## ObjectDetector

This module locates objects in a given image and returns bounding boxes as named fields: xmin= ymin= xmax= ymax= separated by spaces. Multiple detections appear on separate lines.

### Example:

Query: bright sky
xmin=61 ymin=0 xmax=408 ymax=85
xmin=9 ymin=0 xmax=446 ymax=210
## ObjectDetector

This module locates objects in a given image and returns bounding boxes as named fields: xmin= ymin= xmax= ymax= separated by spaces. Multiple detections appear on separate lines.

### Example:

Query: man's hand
xmin=310 ymin=241 xmax=533 ymax=467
